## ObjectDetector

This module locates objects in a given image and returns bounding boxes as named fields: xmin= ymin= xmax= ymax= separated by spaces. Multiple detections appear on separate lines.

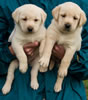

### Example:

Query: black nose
xmin=65 ymin=23 xmax=71 ymax=29
xmin=28 ymin=27 xmax=33 ymax=32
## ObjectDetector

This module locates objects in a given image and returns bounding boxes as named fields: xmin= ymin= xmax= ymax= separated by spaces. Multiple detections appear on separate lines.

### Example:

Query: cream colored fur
xmin=39 ymin=2 xmax=87 ymax=92
xmin=2 ymin=4 xmax=47 ymax=94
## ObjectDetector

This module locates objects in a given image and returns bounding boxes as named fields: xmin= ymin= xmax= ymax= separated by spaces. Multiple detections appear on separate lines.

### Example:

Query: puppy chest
xmin=56 ymin=36 xmax=66 ymax=45
xmin=56 ymin=35 xmax=74 ymax=47
xmin=23 ymin=35 xmax=44 ymax=44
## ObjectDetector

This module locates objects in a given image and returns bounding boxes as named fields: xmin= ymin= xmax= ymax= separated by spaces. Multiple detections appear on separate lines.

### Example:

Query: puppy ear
xmin=12 ymin=8 xmax=20 ymax=23
xmin=52 ymin=5 xmax=61 ymax=21
xmin=41 ymin=10 xmax=47 ymax=24
xmin=79 ymin=10 xmax=87 ymax=27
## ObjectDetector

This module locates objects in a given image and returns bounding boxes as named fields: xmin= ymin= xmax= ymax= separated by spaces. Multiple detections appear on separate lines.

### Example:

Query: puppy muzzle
xmin=64 ymin=23 xmax=71 ymax=31
xmin=27 ymin=27 xmax=34 ymax=32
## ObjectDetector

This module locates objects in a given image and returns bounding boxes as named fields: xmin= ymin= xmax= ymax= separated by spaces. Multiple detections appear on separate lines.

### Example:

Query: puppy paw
xmin=39 ymin=67 xmax=48 ymax=72
xmin=58 ymin=67 xmax=68 ymax=78
xmin=19 ymin=63 xmax=28 ymax=73
xmin=54 ymin=82 xmax=62 ymax=92
xmin=2 ymin=84 xmax=11 ymax=95
xmin=39 ymin=57 xmax=49 ymax=68
xmin=31 ymin=80 xmax=39 ymax=90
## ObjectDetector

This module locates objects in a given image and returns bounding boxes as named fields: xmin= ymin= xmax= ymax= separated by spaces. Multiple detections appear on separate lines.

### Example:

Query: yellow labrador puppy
xmin=2 ymin=4 xmax=47 ymax=94
xmin=39 ymin=2 xmax=86 ymax=92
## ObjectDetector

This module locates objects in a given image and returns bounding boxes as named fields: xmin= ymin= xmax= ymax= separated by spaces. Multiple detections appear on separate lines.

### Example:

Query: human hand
xmin=9 ymin=41 xmax=39 ymax=58
xmin=52 ymin=44 xmax=65 ymax=61
xmin=23 ymin=41 xmax=39 ymax=56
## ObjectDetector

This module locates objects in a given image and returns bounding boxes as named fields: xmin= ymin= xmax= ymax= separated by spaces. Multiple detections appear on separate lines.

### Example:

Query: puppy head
xmin=52 ymin=2 xmax=87 ymax=33
xmin=12 ymin=4 xmax=47 ymax=33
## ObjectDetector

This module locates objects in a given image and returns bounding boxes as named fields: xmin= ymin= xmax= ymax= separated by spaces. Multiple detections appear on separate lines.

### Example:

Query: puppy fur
xmin=39 ymin=2 xmax=87 ymax=92
xmin=2 ymin=4 xmax=47 ymax=94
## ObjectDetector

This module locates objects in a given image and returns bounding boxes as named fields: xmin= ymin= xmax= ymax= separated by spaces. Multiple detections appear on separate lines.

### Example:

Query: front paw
xmin=39 ymin=57 xmax=49 ymax=68
xmin=19 ymin=63 xmax=28 ymax=73
xmin=39 ymin=67 xmax=48 ymax=72
xmin=58 ymin=67 xmax=68 ymax=78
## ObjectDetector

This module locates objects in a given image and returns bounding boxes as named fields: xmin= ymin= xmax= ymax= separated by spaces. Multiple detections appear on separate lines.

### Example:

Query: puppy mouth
xmin=27 ymin=31 xmax=35 ymax=34
xmin=24 ymin=30 xmax=34 ymax=34
xmin=59 ymin=28 xmax=71 ymax=34
xmin=64 ymin=28 xmax=71 ymax=32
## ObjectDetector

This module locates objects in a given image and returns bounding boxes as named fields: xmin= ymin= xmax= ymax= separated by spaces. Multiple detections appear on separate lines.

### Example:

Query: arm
xmin=68 ymin=33 xmax=88 ymax=80
xmin=0 ymin=6 xmax=16 ymax=75
xmin=0 ymin=7 xmax=15 ymax=63
xmin=68 ymin=1 xmax=88 ymax=80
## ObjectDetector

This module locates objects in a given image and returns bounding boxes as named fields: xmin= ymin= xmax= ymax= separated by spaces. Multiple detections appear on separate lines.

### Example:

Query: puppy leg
xmin=49 ymin=59 xmax=55 ymax=70
xmin=39 ymin=39 xmax=45 ymax=57
xmin=12 ymin=41 xmax=28 ymax=73
xmin=2 ymin=59 xmax=18 ymax=94
xmin=39 ymin=37 xmax=55 ymax=68
xmin=30 ymin=58 xmax=40 ymax=90
xmin=39 ymin=39 xmax=47 ymax=72
xmin=58 ymin=48 xmax=76 ymax=78
xmin=54 ymin=48 xmax=76 ymax=92
xmin=54 ymin=76 xmax=64 ymax=92
xmin=39 ymin=39 xmax=48 ymax=72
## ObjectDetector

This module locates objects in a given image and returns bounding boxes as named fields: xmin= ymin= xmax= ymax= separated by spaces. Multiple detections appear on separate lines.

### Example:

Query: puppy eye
xmin=61 ymin=14 xmax=66 ymax=18
xmin=73 ymin=16 xmax=78 ymax=20
xmin=34 ymin=19 xmax=38 ymax=22
xmin=22 ymin=18 xmax=27 ymax=21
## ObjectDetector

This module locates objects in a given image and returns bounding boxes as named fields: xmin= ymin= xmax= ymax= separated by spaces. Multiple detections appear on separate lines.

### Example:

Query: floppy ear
xmin=12 ymin=8 xmax=20 ymax=23
xmin=41 ymin=9 xmax=47 ymax=24
xmin=52 ymin=5 xmax=61 ymax=21
xmin=79 ymin=10 xmax=87 ymax=27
